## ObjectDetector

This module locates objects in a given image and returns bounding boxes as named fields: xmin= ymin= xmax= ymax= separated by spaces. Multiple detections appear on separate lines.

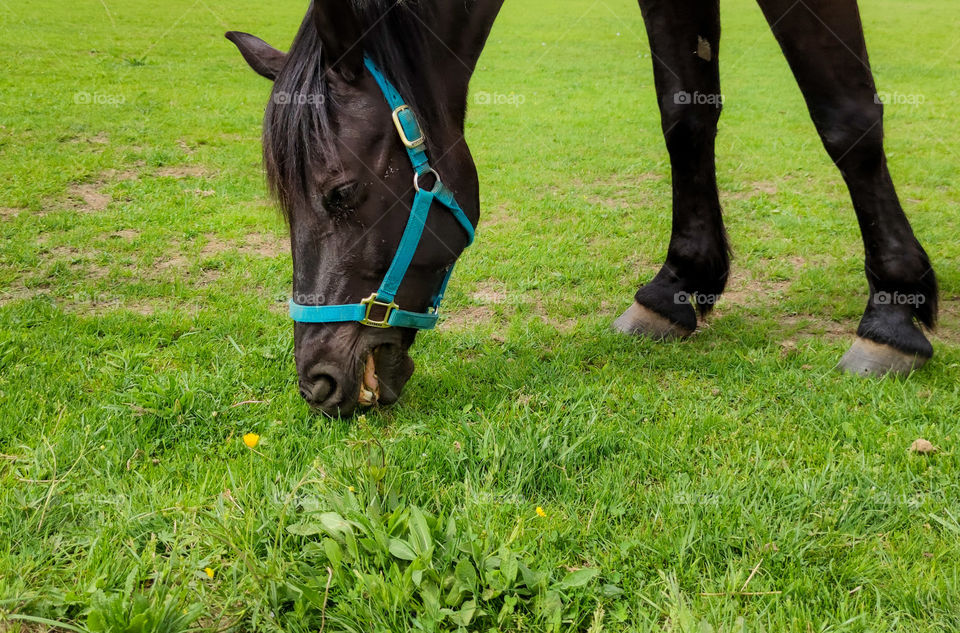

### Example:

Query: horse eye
xmin=323 ymin=183 xmax=362 ymax=215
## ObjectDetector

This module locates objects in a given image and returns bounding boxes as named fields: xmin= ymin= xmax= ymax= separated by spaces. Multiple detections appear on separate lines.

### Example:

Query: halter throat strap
xmin=288 ymin=57 xmax=475 ymax=330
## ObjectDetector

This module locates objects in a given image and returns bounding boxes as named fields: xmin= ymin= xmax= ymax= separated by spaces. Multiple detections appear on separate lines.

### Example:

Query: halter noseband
xmin=288 ymin=57 xmax=475 ymax=330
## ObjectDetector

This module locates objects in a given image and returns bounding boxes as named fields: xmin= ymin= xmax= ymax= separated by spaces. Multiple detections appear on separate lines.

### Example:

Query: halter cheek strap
xmin=288 ymin=57 xmax=475 ymax=330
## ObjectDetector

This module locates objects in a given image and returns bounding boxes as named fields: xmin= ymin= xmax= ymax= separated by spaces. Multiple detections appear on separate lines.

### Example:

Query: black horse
xmin=227 ymin=0 xmax=937 ymax=416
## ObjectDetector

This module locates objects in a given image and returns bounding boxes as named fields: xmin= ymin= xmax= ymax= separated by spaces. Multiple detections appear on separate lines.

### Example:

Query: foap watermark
xmin=673 ymin=90 xmax=723 ymax=108
xmin=293 ymin=292 xmax=329 ymax=306
xmin=468 ymin=490 xmax=527 ymax=506
xmin=69 ymin=291 xmax=120 ymax=305
xmin=672 ymin=491 xmax=722 ymax=506
xmin=874 ymin=91 xmax=925 ymax=106
xmin=674 ymin=291 xmax=722 ymax=308
xmin=865 ymin=490 xmax=930 ymax=509
xmin=873 ymin=291 xmax=926 ymax=307
xmin=474 ymin=91 xmax=526 ymax=107
xmin=74 ymin=91 xmax=126 ymax=106
xmin=273 ymin=91 xmax=325 ymax=106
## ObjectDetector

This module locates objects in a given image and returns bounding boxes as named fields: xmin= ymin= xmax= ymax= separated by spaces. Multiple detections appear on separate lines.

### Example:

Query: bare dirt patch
xmin=53 ymin=289 xmax=170 ymax=317
xmin=706 ymin=268 xmax=856 ymax=344
xmin=154 ymin=237 xmax=224 ymax=277
xmin=153 ymin=251 xmax=222 ymax=287
xmin=198 ymin=269 xmax=223 ymax=284
xmin=483 ymin=203 xmax=522 ymax=230
xmin=191 ymin=233 xmax=286 ymax=259
xmin=122 ymin=300 xmax=161 ymax=316
xmin=56 ymin=166 xmax=144 ymax=215
xmin=579 ymin=173 xmax=661 ymax=209
xmin=528 ymin=293 xmax=577 ymax=334
xmin=54 ymin=163 xmax=147 ymax=214
xmin=584 ymin=194 xmax=631 ymax=210
xmin=440 ymin=305 xmax=495 ymax=330
xmin=440 ymin=285 xmax=580 ymax=334
xmin=723 ymin=180 xmax=785 ymax=202
xmin=779 ymin=315 xmax=852 ymax=342
xmin=470 ymin=280 xmax=509 ymax=305
xmin=49 ymin=245 xmax=84 ymax=258
xmin=751 ymin=181 xmax=779 ymax=195
xmin=66 ymin=132 xmax=110 ymax=146
xmin=156 ymin=165 xmax=210 ymax=179
xmin=102 ymin=166 xmax=143 ymax=182
xmin=107 ymin=229 xmax=140 ymax=240
xmin=718 ymin=270 xmax=791 ymax=308
xmin=152 ymin=233 xmax=285 ymax=280
xmin=543 ymin=173 xmax=661 ymax=209
xmin=538 ymin=312 xmax=577 ymax=334
xmin=0 ymin=283 xmax=33 ymax=306
xmin=715 ymin=267 xmax=959 ymax=347
xmin=936 ymin=297 xmax=960 ymax=344
xmin=44 ymin=245 xmax=113 ymax=281
xmin=437 ymin=280 xmax=517 ymax=331
xmin=243 ymin=198 xmax=276 ymax=209
xmin=67 ymin=183 xmax=111 ymax=212
xmin=619 ymin=251 xmax=660 ymax=279
xmin=237 ymin=233 xmax=287 ymax=258
xmin=154 ymin=255 xmax=189 ymax=272
xmin=199 ymin=235 xmax=231 ymax=257
xmin=0 ymin=207 xmax=23 ymax=219
xmin=176 ymin=139 xmax=197 ymax=156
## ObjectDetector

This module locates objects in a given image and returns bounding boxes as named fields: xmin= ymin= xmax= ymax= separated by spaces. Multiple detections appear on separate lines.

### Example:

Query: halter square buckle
xmin=360 ymin=293 xmax=398 ymax=328
xmin=391 ymin=105 xmax=425 ymax=149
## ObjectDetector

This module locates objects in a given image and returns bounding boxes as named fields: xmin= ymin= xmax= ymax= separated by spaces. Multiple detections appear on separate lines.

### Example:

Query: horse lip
xmin=354 ymin=342 xmax=412 ymax=408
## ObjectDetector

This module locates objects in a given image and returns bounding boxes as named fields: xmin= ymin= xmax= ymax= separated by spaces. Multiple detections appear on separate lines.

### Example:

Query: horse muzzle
xmin=296 ymin=325 xmax=416 ymax=417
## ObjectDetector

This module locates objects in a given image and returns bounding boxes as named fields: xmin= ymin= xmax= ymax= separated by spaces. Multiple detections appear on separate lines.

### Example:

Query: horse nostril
xmin=302 ymin=374 xmax=336 ymax=406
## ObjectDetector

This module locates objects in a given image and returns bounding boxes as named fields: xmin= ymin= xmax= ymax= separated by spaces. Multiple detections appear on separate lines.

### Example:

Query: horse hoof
xmin=612 ymin=302 xmax=694 ymax=340
xmin=837 ymin=337 xmax=930 ymax=377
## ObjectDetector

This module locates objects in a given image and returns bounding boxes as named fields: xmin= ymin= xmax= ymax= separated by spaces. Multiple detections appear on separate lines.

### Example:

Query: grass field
xmin=2 ymin=0 xmax=960 ymax=630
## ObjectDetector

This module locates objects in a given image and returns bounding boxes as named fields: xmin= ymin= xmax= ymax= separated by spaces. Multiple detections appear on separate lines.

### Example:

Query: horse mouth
xmin=358 ymin=352 xmax=380 ymax=407
xmin=356 ymin=343 xmax=414 ymax=409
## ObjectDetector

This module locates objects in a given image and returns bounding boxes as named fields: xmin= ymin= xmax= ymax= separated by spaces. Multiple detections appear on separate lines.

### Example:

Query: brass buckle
xmin=391 ymin=105 xmax=425 ymax=149
xmin=360 ymin=293 xmax=398 ymax=328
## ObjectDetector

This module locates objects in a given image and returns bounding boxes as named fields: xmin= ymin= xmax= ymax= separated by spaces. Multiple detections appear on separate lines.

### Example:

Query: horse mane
xmin=264 ymin=1 xmax=443 ymax=220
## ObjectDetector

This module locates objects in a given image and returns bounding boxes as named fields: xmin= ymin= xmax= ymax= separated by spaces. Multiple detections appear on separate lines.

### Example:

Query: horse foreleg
xmin=615 ymin=0 xmax=730 ymax=340
xmin=756 ymin=0 xmax=937 ymax=376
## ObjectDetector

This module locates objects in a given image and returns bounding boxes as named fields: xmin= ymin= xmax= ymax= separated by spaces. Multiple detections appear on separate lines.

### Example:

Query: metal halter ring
xmin=413 ymin=168 xmax=442 ymax=193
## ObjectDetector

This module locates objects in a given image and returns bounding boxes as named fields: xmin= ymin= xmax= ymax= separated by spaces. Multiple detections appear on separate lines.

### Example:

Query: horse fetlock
xmin=856 ymin=302 xmax=934 ymax=359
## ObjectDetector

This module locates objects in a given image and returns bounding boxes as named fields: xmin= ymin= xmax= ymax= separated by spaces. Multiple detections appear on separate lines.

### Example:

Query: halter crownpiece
xmin=288 ymin=57 xmax=476 ymax=330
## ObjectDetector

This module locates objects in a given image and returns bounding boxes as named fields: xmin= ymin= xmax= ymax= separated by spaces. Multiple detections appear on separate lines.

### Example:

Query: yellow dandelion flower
xmin=348 ymin=486 xmax=356 ymax=493
xmin=536 ymin=506 xmax=547 ymax=518
xmin=243 ymin=433 xmax=260 ymax=449
xmin=204 ymin=567 xmax=215 ymax=579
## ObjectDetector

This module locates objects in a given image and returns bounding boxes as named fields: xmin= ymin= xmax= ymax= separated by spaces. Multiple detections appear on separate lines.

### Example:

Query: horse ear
xmin=226 ymin=32 xmax=287 ymax=81
xmin=312 ymin=0 xmax=364 ymax=79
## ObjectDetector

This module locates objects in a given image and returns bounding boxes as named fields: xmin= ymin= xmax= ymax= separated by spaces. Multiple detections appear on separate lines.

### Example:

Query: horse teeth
xmin=358 ymin=387 xmax=378 ymax=407
xmin=359 ymin=352 xmax=380 ymax=406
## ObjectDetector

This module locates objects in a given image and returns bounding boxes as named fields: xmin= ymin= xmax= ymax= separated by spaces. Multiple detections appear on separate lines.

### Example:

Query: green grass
xmin=2 ymin=0 xmax=959 ymax=630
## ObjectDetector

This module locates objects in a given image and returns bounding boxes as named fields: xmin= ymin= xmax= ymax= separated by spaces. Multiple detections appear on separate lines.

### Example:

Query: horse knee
xmin=814 ymin=100 xmax=885 ymax=171
xmin=660 ymin=99 xmax=721 ymax=157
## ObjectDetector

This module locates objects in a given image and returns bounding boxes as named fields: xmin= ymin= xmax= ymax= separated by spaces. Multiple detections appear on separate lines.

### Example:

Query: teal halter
xmin=288 ymin=57 xmax=475 ymax=330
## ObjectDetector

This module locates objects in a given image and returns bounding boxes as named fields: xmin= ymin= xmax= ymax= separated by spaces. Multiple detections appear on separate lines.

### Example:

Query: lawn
xmin=1 ymin=0 xmax=959 ymax=631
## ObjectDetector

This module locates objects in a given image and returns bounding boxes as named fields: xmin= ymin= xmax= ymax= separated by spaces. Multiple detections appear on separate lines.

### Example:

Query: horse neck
xmin=410 ymin=0 xmax=506 ymax=131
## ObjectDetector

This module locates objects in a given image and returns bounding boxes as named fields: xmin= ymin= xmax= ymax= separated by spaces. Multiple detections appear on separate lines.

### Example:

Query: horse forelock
xmin=263 ymin=0 xmax=446 ymax=221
